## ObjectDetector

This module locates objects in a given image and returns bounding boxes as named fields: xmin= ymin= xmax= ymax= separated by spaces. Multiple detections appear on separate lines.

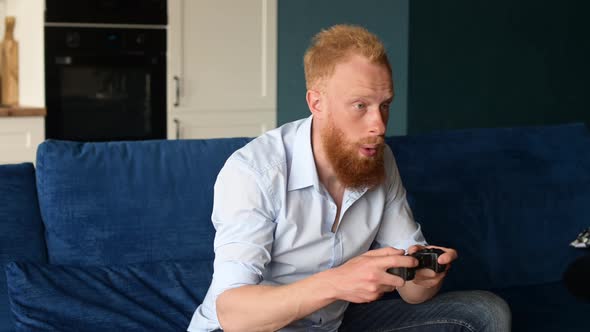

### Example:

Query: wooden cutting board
xmin=0 ymin=16 xmax=18 ymax=106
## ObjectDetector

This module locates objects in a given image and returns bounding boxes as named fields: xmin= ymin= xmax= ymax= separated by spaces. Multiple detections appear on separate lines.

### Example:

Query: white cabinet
xmin=167 ymin=110 xmax=273 ymax=140
xmin=167 ymin=0 xmax=277 ymax=139
xmin=0 ymin=116 xmax=44 ymax=164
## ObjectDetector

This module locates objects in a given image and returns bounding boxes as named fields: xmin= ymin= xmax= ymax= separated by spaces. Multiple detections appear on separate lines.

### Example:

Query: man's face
xmin=321 ymin=54 xmax=393 ymax=189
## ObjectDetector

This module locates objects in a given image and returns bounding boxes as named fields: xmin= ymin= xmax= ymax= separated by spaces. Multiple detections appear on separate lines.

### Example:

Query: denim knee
xmin=444 ymin=290 xmax=512 ymax=332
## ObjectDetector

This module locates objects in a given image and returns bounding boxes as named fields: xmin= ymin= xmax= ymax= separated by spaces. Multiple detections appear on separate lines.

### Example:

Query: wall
xmin=8 ymin=1 xmax=583 ymax=135
xmin=4 ymin=0 xmax=44 ymax=107
xmin=408 ymin=0 xmax=590 ymax=134
xmin=278 ymin=0 xmax=410 ymax=135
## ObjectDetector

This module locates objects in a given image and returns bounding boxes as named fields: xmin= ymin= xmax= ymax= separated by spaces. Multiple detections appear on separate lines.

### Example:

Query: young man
xmin=188 ymin=25 xmax=510 ymax=332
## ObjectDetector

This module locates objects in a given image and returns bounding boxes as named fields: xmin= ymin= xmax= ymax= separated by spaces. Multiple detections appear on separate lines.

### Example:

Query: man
xmin=188 ymin=24 xmax=510 ymax=332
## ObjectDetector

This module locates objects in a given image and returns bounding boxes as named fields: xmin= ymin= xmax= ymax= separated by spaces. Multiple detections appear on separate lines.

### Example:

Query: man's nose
xmin=368 ymin=109 xmax=387 ymax=136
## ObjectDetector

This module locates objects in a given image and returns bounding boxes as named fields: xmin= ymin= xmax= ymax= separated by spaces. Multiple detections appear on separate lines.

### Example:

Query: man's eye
xmin=354 ymin=103 xmax=366 ymax=110
xmin=380 ymin=103 xmax=391 ymax=111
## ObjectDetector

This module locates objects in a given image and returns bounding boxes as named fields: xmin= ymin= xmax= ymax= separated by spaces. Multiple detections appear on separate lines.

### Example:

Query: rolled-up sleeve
xmin=374 ymin=148 xmax=427 ymax=251
xmin=188 ymin=156 xmax=278 ymax=331
xmin=209 ymin=157 xmax=277 ymax=298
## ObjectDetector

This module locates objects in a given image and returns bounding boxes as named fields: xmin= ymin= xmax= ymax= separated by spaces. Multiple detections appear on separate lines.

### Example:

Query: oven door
xmin=45 ymin=53 xmax=166 ymax=142
xmin=45 ymin=26 xmax=166 ymax=142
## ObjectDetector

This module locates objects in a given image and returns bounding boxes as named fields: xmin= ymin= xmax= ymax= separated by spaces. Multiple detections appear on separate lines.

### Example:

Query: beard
xmin=321 ymin=121 xmax=386 ymax=190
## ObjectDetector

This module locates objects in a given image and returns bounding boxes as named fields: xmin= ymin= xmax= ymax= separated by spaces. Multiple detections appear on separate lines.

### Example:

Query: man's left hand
xmin=406 ymin=245 xmax=458 ymax=289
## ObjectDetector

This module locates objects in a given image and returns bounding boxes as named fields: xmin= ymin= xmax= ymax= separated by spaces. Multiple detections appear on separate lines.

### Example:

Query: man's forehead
xmin=333 ymin=75 xmax=394 ymax=99
xmin=346 ymin=86 xmax=394 ymax=98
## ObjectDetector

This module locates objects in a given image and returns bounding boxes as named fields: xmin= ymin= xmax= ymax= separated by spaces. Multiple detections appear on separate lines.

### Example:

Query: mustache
xmin=358 ymin=136 xmax=385 ymax=145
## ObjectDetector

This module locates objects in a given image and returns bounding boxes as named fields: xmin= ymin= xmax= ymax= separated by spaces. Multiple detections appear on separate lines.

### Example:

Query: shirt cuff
xmin=210 ymin=260 xmax=263 ymax=298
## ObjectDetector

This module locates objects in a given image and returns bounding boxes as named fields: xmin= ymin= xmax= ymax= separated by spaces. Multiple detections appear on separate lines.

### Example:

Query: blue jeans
xmin=339 ymin=290 xmax=511 ymax=332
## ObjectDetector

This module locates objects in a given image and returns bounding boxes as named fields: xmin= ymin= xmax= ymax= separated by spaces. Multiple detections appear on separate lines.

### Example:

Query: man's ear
xmin=306 ymin=89 xmax=324 ymax=119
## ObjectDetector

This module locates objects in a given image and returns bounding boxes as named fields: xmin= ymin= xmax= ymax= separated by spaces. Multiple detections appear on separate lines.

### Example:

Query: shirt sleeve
xmin=373 ymin=147 xmax=427 ymax=251
xmin=188 ymin=156 xmax=278 ymax=331
xmin=208 ymin=156 xmax=277 ymax=299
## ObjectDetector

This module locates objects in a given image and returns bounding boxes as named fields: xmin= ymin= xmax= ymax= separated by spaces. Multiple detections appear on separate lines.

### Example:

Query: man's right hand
xmin=323 ymin=247 xmax=418 ymax=303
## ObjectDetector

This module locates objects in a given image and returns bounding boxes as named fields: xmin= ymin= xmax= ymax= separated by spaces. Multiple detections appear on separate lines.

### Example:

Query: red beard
xmin=322 ymin=121 xmax=386 ymax=190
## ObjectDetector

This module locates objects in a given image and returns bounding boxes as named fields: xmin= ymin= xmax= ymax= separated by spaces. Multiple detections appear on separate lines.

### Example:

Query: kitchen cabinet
xmin=0 ymin=107 xmax=45 ymax=164
xmin=167 ymin=0 xmax=277 ymax=139
xmin=167 ymin=110 xmax=273 ymax=140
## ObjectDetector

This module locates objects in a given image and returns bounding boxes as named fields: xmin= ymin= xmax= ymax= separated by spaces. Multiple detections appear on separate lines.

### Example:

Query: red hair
xmin=303 ymin=24 xmax=392 ymax=90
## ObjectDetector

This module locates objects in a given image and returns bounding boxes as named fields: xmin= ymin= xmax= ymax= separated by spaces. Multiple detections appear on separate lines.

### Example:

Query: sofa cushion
xmin=494 ymin=281 xmax=590 ymax=331
xmin=0 ymin=163 xmax=47 ymax=332
xmin=35 ymin=138 xmax=251 ymax=265
xmin=388 ymin=123 xmax=590 ymax=290
xmin=5 ymin=260 xmax=212 ymax=331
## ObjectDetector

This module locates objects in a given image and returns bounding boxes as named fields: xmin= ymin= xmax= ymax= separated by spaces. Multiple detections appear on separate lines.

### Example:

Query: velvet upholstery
xmin=35 ymin=138 xmax=251 ymax=266
xmin=5 ymin=260 xmax=212 ymax=331
xmin=0 ymin=164 xmax=47 ymax=332
xmin=2 ymin=123 xmax=589 ymax=331
xmin=387 ymin=123 xmax=590 ymax=291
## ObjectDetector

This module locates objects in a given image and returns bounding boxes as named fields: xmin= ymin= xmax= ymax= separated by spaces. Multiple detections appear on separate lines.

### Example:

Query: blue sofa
xmin=1 ymin=123 xmax=590 ymax=331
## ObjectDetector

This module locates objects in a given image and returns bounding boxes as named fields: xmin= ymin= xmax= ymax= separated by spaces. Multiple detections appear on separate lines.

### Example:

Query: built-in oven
xmin=44 ymin=0 xmax=167 ymax=141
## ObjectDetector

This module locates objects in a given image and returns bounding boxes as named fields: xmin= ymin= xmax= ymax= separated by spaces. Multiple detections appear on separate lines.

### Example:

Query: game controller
xmin=387 ymin=248 xmax=447 ymax=281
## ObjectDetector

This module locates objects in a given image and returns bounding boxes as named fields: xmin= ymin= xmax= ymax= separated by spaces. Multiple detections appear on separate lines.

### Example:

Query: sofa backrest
xmin=0 ymin=163 xmax=47 ymax=332
xmin=35 ymin=138 xmax=251 ymax=266
xmin=388 ymin=123 xmax=590 ymax=290
xmin=33 ymin=122 xmax=590 ymax=292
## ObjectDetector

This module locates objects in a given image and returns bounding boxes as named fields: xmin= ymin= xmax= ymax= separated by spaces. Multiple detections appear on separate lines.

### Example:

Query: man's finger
xmin=436 ymin=248 xmax=458 ymax=265
xmin=420 ymin=245 xmax=458 ymax=264
xmin=363 ymin=247 xmax=405 ymax=257
xmin=406 ymin=244 xmax=426 ymax=255
xmin=374 ymin=254 xmax=417 ymax=270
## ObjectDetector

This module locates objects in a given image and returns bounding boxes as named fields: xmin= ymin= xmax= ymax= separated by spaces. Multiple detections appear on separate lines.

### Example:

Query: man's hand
xmin=395 ymin=245 xmax=458 ymax=304
xmin=324 ymin=247 xmax=417 ymax=303
xmin=406 ymin=245 xmax=457 ymax=288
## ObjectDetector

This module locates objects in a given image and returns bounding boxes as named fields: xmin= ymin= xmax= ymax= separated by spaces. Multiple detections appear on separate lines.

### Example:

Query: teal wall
xmin=278 ymin=0 xmax=590 ymax=136
xmin=408 ymin=0 xmax=590 ymax=134
xmin=278 ymin=0 xmax=410 ymax=136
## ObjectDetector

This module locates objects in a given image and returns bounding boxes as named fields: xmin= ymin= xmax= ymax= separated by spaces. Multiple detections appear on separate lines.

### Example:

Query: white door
xmin=167 ymin=0 xmax=277 ymax=139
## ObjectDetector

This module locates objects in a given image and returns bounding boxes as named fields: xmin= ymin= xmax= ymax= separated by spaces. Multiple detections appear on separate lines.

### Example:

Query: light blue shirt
xmin=188 ymin=116 xmax=426 ymax=332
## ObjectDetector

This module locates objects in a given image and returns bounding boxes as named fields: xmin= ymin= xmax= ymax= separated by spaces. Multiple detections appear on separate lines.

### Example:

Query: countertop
xmin=0 ymin=106 xmax=46 ymax=117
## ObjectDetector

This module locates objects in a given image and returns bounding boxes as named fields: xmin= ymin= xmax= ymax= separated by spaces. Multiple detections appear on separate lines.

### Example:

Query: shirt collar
xmin=288 ymin=115 xmax=320 ymax=192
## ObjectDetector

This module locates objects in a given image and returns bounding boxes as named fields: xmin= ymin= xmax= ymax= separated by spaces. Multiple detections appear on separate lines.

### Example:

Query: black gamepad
xmin=387 ymin=248 xmax=447 ymax=281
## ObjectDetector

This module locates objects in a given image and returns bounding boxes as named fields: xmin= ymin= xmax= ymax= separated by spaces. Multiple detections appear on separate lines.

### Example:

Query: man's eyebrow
xmin=347 ymin=94 xmax=394 ymax=101
xmin=380 ymin=96 xmax=394 ymax=104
